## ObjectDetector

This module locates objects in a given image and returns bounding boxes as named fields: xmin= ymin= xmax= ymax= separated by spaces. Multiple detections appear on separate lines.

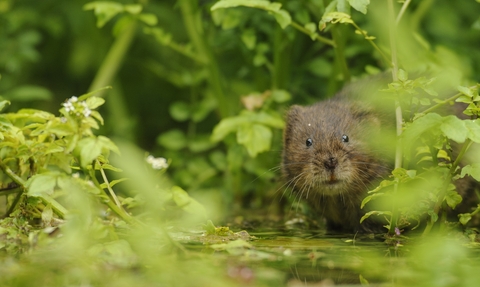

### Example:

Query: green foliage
xmin=360 ymin=71 xmax=480 ymax=235
xmin=1 ymin=0 xmax=480 ymax=285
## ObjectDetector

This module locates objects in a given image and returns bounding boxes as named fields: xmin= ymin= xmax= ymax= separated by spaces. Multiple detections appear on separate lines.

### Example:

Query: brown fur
xmin=282 ymin=98 xmax=391 ymax=233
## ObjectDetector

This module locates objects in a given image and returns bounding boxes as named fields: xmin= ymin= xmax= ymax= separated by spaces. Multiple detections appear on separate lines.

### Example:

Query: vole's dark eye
xmin=342 ymin=134 xmax=349 ymax=143
xmin=306 ymin=138 xmax=313 ymax=147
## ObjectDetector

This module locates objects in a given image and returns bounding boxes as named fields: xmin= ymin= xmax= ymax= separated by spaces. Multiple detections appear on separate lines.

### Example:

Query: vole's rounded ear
xmin=286 ymin=105 xmax=304 ymax=120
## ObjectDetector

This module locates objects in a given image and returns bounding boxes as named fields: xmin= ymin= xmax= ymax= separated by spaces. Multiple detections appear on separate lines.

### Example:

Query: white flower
xmin=62 ymin=101 xmax=74 ymax=112
xmin=146 ymin=155 xmax=169 ymax=170
xmin=69 ymin=96 xmax=78 ymax=103
xmin=83 ymin=107 xmax=92 ymax=117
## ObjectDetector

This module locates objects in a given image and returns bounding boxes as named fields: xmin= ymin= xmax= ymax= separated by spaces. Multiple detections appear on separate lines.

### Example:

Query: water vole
xmin=282 ymin=90 xmax=392 ymax=233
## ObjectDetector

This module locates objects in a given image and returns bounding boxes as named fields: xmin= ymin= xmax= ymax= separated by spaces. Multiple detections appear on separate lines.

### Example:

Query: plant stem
xmin=411 ymin=0 xmax=435 ymax=32
xmin=87 ymin=164 xmax=134 ymax=225
xmin=388 ymin=0 xmax=402 ymax=236
xmin=178 ymin=0 xmax=230 ymax=118
xmin=97 ymin=160 xmax=122 ymax=208
xmin=88 ymin=21 xmax=137 ymax=96
xmin=290 ymin=21 xmax=336 ymax=46
xmin=418 ymin=92 xmax=464 ymax=116
xmin=3 ymin=187 xmax=23 ymax=218
xmin=350 ymin=21 xmax=392 ymax=68
xmin=331 ymin=25 xmax=350 ymax=82
xmin=0 ymin=160 xmax=26 ymax=187
xmin=396 ymin=0 xmax=412 ymax=25
xmin=272 ymin=25 xmax=290 ymax=89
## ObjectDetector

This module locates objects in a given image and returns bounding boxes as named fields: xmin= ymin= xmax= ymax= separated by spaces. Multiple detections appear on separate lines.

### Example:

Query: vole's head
xmin=282 ymin=100 xmax=384 ymax=197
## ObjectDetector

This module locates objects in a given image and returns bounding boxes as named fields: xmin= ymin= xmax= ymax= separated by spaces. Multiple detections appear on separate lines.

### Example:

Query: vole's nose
xmin=324 ymin=157 xmax=338 ymax=170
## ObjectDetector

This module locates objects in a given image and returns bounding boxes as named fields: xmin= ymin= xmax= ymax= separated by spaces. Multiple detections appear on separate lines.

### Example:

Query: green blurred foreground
xmin=1 ymin=0 xmax=480 ymax=286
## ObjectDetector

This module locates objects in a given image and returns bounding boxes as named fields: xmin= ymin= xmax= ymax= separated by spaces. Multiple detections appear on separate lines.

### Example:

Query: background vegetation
xmin=1 ymin=0 xmax=480 ymax=286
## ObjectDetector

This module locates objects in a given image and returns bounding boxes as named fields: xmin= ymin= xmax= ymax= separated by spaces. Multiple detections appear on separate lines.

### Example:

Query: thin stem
xmin=179 ymin=0 xmax=230 ymax=118
xmin=290 ymin=21 xmax=336 ymax=46
xmin=418 ymin=92 xmax=464 ymax=116
xmin=87 ymin=163 xmax=134 ymax=224
xmin=78 ymin=86 xmax=113 ymax=102
xmin=396 ymin=0 xmax=412 ymax=25
xmin=388 ymin=0 xmax=402 ymax=236
xmin=3 ymin=187 xmax=23 ymax=218
xmin=350 ymin=21 xmax=393 ymax=68
xmin=88 ymin=21 xmax=137 ymax=96
xmin=0 ymin=160 xmax=26 ymax=187
xmin=97 ymin=160 xmax=122 ymax=208
xmin=411 ymin=0 xmax=435 ymax=32
xmin=331 ymin=25 xmax=350 ymax=82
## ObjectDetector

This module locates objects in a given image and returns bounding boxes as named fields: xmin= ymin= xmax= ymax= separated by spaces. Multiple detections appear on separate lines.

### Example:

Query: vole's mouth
xmin=326 ymin=173 xmax=339 ymax=185
xmin=326 ymin=179 xmax=340 ymax=185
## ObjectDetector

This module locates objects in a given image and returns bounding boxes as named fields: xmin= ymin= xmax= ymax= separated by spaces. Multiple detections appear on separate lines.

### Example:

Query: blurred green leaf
xmin=4 ymin=85 xmax=52 ymax=102
xmin=26 ymin=173 xmax=58 ymax=196
xmin=241 ymin=29 xmax=256 ymax=50
xmin=271 ymin=89 xmax=291 ymax=103
xmin=440 ymin=115 xmax=467 ymax=143
xmin=461 ymin=163 xmax=480 ymax=181
xmin=172 ymin=186 xmax=207 ymax=218
xmin=237 ymin=123 xmax=272 ymax=157
xmin=124 ymin=4 xmax=142 ymax=14
xmin=84 ymin=1 xmax=124 ymax=28
xmin=138 ymin=13 xmax=157 ymax=26
xmin=157 ymin=129 xmax=187 ymax=150
xmin=76 ymin=136 xmax=119 ymax=168
xmin=348 ymin=0 xmax=370 ymax=14
xmin=86 ymin=96 xmax=106 ymax=109
xmin=211 ymin=0 xmax=292 ymax=28
xmin=170 ymin=101 xmax=190 ymax=122
xmin=0 ymin=100 xmax=11 ymax=112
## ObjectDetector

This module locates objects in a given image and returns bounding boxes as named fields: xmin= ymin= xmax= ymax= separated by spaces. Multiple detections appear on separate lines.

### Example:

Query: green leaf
xmin=192 ymin=97 xmax=217 ymax=123
xmin=304 ymin=22 xmax=317 ymax=40
xmin=27 ymin=173 xmax=58 ymax=196
xmin=169 ymin=101 xmax=190 ymax=122
xmin=83 ymin=1 xmax=125 ymax=28
xmin=250 ymin=110 xmax=285 ymax=128
xmin=4 ymin=85 xmax=52 ymax=102
xmin=237 ymin=123 xmax=272 ymax=157
xmin=42 ymin=204 xmax=53 ymax=225
xmin=348 ymin=0 xmax=370 ymax=14
xmin=211 ymin=116 xmax=250 ymax=142
xmin=461 ymin=163 xmax=480 ymax=181
xmin=124 ymin=4 xmax=142 ymax=14
xmin=458 ymin=213 xmax=471 ymax=225
xmin=171 ymin=186 xmax=207 ymax=218
xmin=0 ymin=100 xmax=10 ymax=112
xmin=157 ymin=129 xmax=187 ymax=150
xmin=100 ymin=178 xmax=128 ymax=189
xmin=77 ymin=138 xmax=102 ymax=168
xmin=98 ymin=136 xmax=120 ymax=154
xmin=440 ymin=115 xmax=467 ymax=143
xmin=465 ymin=120 xmax=480 ymax=143
xmin=360 ymin=210 xmax=392 ymax=223
xmin=397 ymin=69 xmax=408 ymax=82
xmin=138 ymin=13 xmax=158 ymax=26
xmin=210 ymin=0 xmax=292 ymax=29
xmin=271 ymin=90 xmax=291 ymax=103
xmin=241 ymin=29 xmax=256 ymax=50
xmin=403 ymin=113 xmax=442 ymax=144
xmin=86 ymin=96 xmax=106 ymax=109
xmin=457 ymin=85 xmax=474 ymax=98
xmin=76 ymin=136 xmax=119 ymax=168
xmin=445 ymin=188 xmax=462 ymax=209
xmin=211 ymin=110 xmax=283 ymax=143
